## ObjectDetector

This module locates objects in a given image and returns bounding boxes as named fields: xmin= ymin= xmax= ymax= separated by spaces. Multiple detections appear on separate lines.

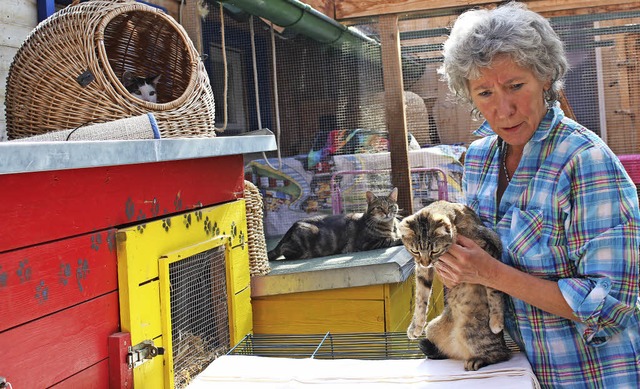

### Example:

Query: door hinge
xmin=127 ymin=340 xmax=164 ymax=369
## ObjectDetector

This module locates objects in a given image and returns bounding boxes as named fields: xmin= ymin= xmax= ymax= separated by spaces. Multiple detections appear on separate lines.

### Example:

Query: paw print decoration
xmin=229 ymin=221 xmax=245 ymax=247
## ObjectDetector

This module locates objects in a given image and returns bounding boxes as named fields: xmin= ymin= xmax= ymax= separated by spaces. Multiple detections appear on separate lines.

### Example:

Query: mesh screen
xmin=396 ymin=9 xmax=640 ymax=156
xmin=168 ymin=246 xmax=229 ymax=389
xmin=181 ymin=4 xmax=639 ymax=237
xmin=228 ymin=331 xmax=520 ymax=359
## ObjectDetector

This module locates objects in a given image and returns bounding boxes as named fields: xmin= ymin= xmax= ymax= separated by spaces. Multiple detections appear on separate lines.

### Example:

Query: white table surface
xmin=187 ymin=353 xmax=540 ymax=389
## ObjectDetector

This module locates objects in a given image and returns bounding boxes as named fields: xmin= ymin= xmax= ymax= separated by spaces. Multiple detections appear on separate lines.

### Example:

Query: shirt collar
xmin=472 ymin=103 xmax=565 ymax=142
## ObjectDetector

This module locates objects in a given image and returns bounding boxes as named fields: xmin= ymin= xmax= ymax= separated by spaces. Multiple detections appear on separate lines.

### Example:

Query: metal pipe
xmin=219 ymin=0 xmax=378 ymax=49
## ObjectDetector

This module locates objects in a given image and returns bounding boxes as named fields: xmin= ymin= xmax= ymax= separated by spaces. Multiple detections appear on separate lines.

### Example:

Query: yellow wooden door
xmin=116 ymin=200 xmax=252 ymax=388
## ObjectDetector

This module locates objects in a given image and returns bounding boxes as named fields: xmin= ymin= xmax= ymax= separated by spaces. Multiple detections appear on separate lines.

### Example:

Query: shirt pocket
xmin=507 ymin=207 xmax=544 ymax=259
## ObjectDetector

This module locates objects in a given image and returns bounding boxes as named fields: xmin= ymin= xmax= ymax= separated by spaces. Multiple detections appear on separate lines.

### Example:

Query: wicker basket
xmin=244 ymin=180 xmax=271 ymax=277
xmin=5 ymin=0 xmax=216 ymax=139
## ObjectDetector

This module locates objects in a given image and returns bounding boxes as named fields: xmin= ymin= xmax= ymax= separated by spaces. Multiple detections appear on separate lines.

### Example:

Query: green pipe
xmin=219 ymin=0 xmax=426 ymax=84
xmin=219 ymin=0 xmax=378 ymax=49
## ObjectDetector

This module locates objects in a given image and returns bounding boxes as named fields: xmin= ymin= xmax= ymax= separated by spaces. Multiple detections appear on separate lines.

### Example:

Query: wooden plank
xmin=0 ymin=229 xmax=117 ymax=332
xmin=49 ymin=360 xmax=110 ymax=389
xmin=252 ymin=283 xmax=385 ymax=301
xmin=108 ymin=333 xmax=134 ymax=389
xmin=384 ymin=277 xmax=414 ymax=332
xmin=0 ymin=292 xmax=119 ymax=388
xmin=0 ymin=155 xmax=244 ymax=253
xmin=229 ymin=286 xmax=253 ymax=346
xmin=337 ymin=0 xmax=490 ymax=19
xmin=252 ymin=298 xmax=386 ymax=334
xmin=305 ymin=0 xmax=335 ymax=19
xmin=336 ymin=0 xmax=640 ymax=20
xmin=379 ymin=14 xmax=413 ymax=215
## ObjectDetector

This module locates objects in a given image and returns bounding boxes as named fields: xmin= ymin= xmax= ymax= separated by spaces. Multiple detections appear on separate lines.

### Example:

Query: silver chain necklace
xmin=502 ymin=142 xmax=511 ymax=183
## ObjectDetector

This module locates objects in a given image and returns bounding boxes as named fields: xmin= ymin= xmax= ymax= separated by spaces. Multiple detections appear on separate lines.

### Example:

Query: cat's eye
xmin=134 ymin=91 xmax=141 ymax=95
xmin=150 ymin=91 xmax=156 ymax=96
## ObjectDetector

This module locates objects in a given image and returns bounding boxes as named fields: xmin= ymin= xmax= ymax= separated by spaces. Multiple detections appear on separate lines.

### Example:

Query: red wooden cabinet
xmin=0 ymin=136 xmax=276 ymax=387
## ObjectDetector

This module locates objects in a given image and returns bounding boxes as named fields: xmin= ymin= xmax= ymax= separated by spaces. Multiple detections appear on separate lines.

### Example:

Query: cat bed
xmin=5 ymin=0 xmax=216 ymax=140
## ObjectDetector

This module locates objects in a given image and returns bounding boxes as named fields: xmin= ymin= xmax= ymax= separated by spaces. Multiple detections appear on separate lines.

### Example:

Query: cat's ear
xmin=122 ymin=70 xmax=135 ymax=87
xmin=365 ymin=191 xmax=376 ymax=203
xmin=389 ymin=187 xmax=398 ymax=202
xmin=397 ymin=217 xmax=413 ymax=238
xmin=149 ymin=74 xmax=161 ymax=86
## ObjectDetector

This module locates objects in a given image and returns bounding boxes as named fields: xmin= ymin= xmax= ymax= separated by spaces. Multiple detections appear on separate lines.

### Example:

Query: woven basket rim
xmin=94 ymin=2 xmax=199 ymax=110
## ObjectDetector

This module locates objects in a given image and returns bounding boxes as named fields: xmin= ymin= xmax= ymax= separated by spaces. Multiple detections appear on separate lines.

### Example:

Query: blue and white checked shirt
xmin=464 ymin=105 xmax=640 ymax=388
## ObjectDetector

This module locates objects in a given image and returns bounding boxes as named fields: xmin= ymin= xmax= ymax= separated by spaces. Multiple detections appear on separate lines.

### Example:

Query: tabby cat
xmin=122 ymin=71 xmax=161 ymax=103
xmin=399 ymin=200 xmax=511 ymax=371
xmin=268 ymin=188 xmax=402 ymax=261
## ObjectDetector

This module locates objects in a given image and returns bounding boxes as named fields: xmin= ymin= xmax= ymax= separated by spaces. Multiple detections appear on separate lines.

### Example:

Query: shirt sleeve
xmin=556 ymin=145 xmax=640 ymax=344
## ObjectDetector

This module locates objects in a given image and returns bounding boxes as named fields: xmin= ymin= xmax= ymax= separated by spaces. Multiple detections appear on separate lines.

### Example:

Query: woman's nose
xmin=495 ymin=94 xmax=516 ymax=119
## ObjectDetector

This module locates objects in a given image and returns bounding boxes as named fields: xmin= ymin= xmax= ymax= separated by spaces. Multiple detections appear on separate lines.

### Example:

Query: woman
xmin=434 ymin=2 xmax=640 ymax=387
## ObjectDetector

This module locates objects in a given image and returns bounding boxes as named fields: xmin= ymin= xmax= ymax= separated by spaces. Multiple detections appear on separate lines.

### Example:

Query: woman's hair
xmin=438 ymin=2 xmax=569 ymax=116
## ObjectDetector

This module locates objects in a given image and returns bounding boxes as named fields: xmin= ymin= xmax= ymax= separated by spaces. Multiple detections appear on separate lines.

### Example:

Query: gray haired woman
xmin=433 ymin=2 xmax=640 ymax=388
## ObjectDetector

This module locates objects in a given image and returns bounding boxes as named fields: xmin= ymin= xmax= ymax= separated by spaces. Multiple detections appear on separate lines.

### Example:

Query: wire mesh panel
xmin=178 ymin=4 xmax=466 ymax=239
xmin=228 ymin=332 xmax=426 ymax=360
xmin=180 ymin=3 xmax=639 ymax=238
xmin=169 ymin=246 xmax=229 ymax=388
xmin=550 ymin=12 xmax=640 ymax=156
xmin=394 ymin=8 xmax=640 ymax=156
xmin=228 ymin=332 xmax=520 ymax=360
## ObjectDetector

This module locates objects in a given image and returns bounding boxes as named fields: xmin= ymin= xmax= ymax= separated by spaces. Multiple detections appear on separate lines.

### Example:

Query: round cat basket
xmin=5 ymin=0 xmax=216 ymax=140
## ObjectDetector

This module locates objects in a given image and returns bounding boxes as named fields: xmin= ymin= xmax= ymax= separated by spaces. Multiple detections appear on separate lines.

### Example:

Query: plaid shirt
xmin=464 ymin=105 xmax=640 ymax=388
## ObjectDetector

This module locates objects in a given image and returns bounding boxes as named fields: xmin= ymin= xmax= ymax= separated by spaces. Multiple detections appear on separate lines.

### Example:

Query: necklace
xmin=502 ymin=142 xmax=511 ymax=183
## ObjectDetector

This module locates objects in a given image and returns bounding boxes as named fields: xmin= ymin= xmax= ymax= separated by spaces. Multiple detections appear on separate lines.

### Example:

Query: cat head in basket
xmin=122 ymin=70 xmax=161 ymax=103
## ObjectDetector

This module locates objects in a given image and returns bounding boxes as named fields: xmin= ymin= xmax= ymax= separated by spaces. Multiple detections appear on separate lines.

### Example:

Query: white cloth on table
xmin=187 ymin=352 xmax=539 ymax=389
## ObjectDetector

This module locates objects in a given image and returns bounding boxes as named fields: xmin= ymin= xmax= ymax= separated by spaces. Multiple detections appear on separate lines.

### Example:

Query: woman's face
xmin=468 ymin=56 xmax=551 ymax=148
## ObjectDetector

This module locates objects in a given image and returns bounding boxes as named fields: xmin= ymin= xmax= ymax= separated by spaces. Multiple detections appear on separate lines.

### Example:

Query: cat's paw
xmin=407 ymin=321 xmax=425 ymax=340
xmin=489 ymin=316 xmax=504 ymax=334
xmin=464 ymin=357 xmax=489 ymax=371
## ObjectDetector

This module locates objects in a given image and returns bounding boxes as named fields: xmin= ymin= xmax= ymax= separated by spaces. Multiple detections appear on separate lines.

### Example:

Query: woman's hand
xmin=435 ymin=234 xmax=580 ymax=321
xmin=435 ymin=234 xmax=498 ymax=288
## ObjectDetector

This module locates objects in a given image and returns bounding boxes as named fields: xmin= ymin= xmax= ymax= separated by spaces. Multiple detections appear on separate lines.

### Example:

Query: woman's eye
xmin=511 ymin=83 xmax=524 ymax=90
xmin=478 ymin=90 xmax=491 ymax=97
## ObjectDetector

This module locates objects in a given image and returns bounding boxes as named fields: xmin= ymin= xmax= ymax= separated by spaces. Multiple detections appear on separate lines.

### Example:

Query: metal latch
xmin=127 ymin=340 xmax=164 ymax=369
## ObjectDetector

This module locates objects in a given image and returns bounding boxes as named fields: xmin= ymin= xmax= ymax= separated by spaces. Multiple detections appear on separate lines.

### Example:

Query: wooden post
xmin=109 ymin=332 xmax=133 ymax=389
xmin=379 ymin=14 xmax=414 ymax=215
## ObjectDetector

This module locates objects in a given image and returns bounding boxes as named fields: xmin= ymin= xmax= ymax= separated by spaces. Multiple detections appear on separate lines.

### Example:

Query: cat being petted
xmin=122 ymin=70 xmax=160 ymax=103
xmin=268 ymin=188 xmax=402 ymax=261
xmin=399 ymin=200 xmax=511 ymax=371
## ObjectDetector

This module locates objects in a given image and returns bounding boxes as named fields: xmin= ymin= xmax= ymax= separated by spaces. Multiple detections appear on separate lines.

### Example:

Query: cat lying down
xmin=399 ymin=200 xmax=511 ymax=371
xmin=268 ymin=188 xmax=402 ymax=261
